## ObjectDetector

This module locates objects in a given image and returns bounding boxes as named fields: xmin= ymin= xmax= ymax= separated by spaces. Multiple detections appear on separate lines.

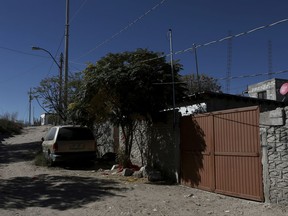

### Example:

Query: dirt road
xmin=0 ymin=126 xmax=287 ymax=216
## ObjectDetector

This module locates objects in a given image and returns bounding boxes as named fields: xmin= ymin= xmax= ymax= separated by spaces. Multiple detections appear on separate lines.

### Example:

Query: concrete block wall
xmin=261 ymin=107 xmax=288 ymax=204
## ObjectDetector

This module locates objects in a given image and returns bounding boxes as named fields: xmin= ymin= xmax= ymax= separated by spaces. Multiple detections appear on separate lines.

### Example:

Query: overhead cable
xmin=218 ymin=69 xmax=288 ymax=80
xmin=142 ymin=18 xmax=288 ymax=63
xmin=176 ymin=18 xmax=288 ymax=54
xmin=70 ymin=0 xmax=88 ymax=24
xmin=153 ymin=68 xmax=288 ymax=85
xmin=0 ymin=46 xmax=44 ymax=57
xmin=75 ymin=0 xmax=167 ymax=60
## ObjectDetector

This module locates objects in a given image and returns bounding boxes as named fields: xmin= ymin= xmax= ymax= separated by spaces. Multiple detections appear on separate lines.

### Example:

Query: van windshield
xmin=57 ymin=127 xmax=94 ymax=141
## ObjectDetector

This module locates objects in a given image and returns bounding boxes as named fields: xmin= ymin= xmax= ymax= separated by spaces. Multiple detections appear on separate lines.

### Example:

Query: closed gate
xmin=180 ymin=106 xmax=264 ymax=201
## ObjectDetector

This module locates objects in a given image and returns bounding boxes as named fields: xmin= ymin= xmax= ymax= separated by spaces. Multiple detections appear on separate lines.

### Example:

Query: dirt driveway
xmin=0 ymin=126 xmax=287 ymax=216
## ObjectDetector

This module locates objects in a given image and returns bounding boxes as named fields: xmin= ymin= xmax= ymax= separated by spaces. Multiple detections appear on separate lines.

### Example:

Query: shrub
xmin=34 ymin=151 xmax=48 ymax=166
xmin=0 ymin=118 xmax=23 ymax=135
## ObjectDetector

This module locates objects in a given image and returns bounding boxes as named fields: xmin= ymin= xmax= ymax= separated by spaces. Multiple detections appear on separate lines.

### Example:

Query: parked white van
xmin=41 ymin=125 xmax=97 ymax=165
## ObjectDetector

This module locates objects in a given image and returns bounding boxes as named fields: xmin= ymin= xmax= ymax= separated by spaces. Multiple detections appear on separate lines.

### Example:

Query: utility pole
xmin=226 ymin=31 xmax=232 ymax=93
xmin=193 ymin=44 xmax=201 ymax=92
xmin=58 ymin=53 xmax=63 ymax=124
xmin=64 ymin=0 xmax=70 ymax=120
xmin=59 ymin=53 xmax=63 ymax=113
xmin=268 ymin=40 xmax=273 ymax=79
xmin=168 ymin=29 xmax=179 ymax=183
xmin=168 ymin=29 xmax=176 ymax=128
xmin=29 ymin=88 xmax=32 ymax=126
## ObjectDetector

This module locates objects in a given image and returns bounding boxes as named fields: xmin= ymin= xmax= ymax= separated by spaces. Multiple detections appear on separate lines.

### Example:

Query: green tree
xmin=182 ymin=74 xmax=221 ymax=94
xmin=32 ymin=72 xmax=82 ymax=122
xmin=70 ymin=49 xmax=187 ymax=165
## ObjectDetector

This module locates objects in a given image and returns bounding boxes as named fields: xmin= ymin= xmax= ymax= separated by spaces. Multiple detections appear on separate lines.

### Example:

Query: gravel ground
xmin=0 ymin=126 xmax=287 ymax=216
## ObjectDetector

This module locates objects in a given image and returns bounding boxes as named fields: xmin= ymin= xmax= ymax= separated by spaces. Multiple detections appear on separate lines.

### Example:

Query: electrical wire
xmin=70 ymin=0 xmax=88 ymax=24
xmin=178 ymin=18 xmax=288 ymax=53
xmin=218 ymin=69 xmax=288 ymax=81
xmin=75 ymin=0 xmax=167 ymax=60
xmin=0 ymin=46 xmax=44 ymax=57
xmin=153 ymin=68 xmax=288 ymax=86
xmin=142 ymin=18 xmax=288 ymax=63
xmin=46 ymin=0 xmax=88 ymax=76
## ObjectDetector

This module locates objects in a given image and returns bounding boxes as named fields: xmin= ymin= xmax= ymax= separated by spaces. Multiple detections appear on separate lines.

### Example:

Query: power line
xmin=70 ymin=0 xmax=88 ymax=24
xmin=75 ymin=0 xmax=167 ymax=60
xmin=142 ymin=18 xmax=288 ymax=63
xmin=218 ymin=68 xmax=288 ymax=81
xmin=0 ymin=46 xmax=44 ymax=57
xmin=154 ymin=68 xmax=288 ymax=86
xmin=177 ymin=18 xmax=288 ymax=54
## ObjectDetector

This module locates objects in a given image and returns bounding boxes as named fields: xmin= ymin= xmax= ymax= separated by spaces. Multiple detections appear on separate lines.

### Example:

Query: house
xmin=40 ymin=113 xmax=58 ymax=125
xmin=247 ymin=78 xmax=288 ymax=101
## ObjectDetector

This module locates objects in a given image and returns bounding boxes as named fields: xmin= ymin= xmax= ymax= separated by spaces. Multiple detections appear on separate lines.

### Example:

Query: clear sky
xmin=1 ymin=0 xmax=288 ymax=122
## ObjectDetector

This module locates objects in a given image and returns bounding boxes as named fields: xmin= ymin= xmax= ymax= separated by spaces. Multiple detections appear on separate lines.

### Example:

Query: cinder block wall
xmin=260 ymin=107 xmax=288 ymax=204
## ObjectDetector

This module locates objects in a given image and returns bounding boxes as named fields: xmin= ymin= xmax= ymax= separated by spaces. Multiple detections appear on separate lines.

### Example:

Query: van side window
xmin=45 ymin=128 xmax=57 ymax=141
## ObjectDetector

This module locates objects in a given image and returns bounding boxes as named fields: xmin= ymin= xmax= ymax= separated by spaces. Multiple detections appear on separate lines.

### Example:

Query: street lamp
xmin=32 ymin=46 xmax=63 ymax=121
xmin=32 ymin=46 xmax=62 ymax=69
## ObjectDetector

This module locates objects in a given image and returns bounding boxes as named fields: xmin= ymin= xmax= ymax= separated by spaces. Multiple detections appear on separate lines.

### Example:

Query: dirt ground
xmin=0 ymin=126 xmax=287 ymax=216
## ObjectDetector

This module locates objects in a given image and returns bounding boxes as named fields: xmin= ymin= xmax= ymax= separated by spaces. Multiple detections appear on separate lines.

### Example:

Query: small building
xmin=247 ymin=78 xmax=288 ymax=101
xmin=180 ymin=91 xmax=285 ymax=113
xmin=40 ymin=113 xmax=58 ymax=125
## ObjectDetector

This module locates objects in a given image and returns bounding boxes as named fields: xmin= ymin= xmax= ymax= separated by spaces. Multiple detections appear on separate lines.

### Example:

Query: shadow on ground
xmin=0 ymin=174 xmax=127 ymax=210
xmin=0 ymin=141 xmax=42 ymax=164
xmin=56 ymin=161 xmax=116 ymax=171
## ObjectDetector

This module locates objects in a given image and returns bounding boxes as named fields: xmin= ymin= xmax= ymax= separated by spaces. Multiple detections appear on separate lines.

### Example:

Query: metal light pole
xmin=32 ymin=46 xmax=64 ymax=119
xmin=32 ymin=46 xmax=61 ymax=68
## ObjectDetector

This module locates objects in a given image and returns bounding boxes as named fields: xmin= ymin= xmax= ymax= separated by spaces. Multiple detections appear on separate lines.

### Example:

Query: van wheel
xmin=46 ymin=152 xmax=55 ymax=167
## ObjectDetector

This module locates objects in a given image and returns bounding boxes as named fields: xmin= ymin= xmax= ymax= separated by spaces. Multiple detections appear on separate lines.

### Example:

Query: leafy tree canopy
xmin=32 ymin=72 xmax=82 ymax=122
xmin=70 ymin=48 xmax=187 ymax=163
xmin=181 ymin=73 xmax=221 ymax=95
xmin=71 ymin=48 xmax=187 ymax=126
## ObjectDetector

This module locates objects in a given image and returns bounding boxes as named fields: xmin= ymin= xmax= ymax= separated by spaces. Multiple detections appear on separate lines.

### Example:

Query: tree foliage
xmin=181 ymin=74 xmax=221 ymax=94
xmin=32 ymin=72 xmax=82 ymax=122
xmin=70 ymin=49 xmax=187 ymax=164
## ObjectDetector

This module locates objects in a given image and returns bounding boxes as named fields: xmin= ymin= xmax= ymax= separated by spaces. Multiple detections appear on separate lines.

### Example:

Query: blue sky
xmin=1 ymin=0 xmax=288 ymax=122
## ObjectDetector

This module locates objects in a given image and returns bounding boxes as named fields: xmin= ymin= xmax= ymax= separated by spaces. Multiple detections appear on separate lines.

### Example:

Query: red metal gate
xmin=180 ymin=106 xmax=264 ymax=201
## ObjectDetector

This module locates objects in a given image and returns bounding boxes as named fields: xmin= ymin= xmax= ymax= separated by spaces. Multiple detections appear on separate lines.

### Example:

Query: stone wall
xmin=146 ymin=112 xmax=180 ymax=182
xmin=260 ymin=107 xmax=288 ymax=204
xmin=118 ymin=111 xmax=180 ymax=182
xmin=94 ymin=122 xmax=115 ymax=157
